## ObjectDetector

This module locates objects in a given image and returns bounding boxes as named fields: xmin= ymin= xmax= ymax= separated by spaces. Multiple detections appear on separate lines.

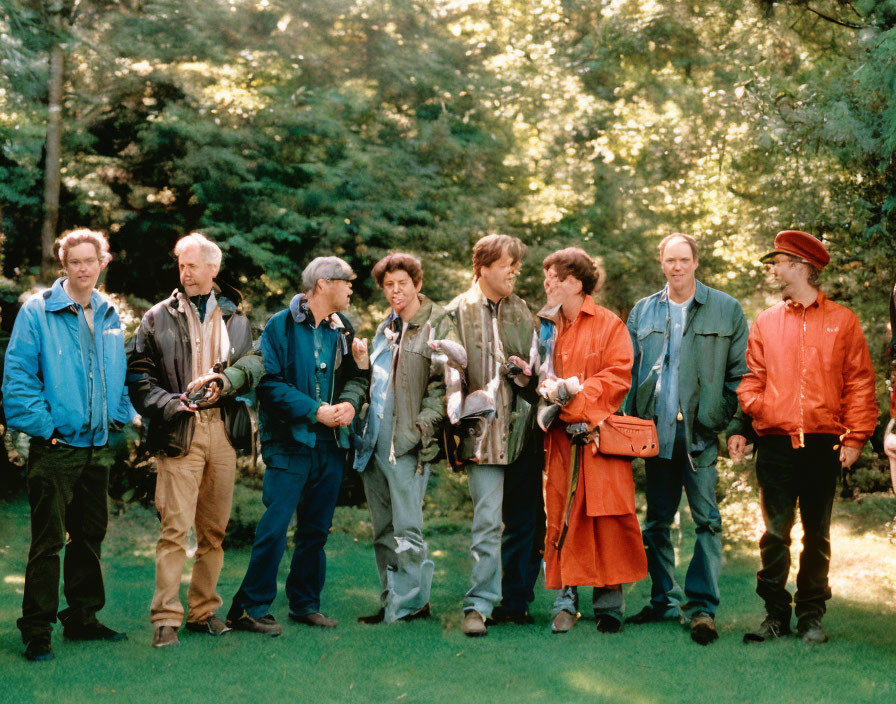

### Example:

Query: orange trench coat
xmin=541 ymin=295 xmax=648 ymax=590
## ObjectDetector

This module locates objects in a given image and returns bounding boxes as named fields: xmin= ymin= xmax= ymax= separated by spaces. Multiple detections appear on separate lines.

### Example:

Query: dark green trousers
xmin=17 ymin=439 xmax=110 ymax=642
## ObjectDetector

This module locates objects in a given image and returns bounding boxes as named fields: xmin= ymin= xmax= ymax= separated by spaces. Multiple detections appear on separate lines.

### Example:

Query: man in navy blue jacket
xmin=227 ymin=257 xmax=369 ymax=633
xmin=2 ymin=229 xmax=134 ymax=661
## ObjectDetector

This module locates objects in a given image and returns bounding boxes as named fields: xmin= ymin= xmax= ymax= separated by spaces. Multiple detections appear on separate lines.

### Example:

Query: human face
xmin=323 ymin=277 xmax=353 ymax=312
xmin=766 ymin=254 xmax=810 ymax=299
xmin=661 ymin=239 xmax=698 ymax=295
xmin=178 ymin=244 xmax=217 ymax=297
xmin=543 ymin=266 xmax=582 ymax=308
xmin=63 ymin=242 xmax=103 ymax=298
xmin=382 ymin=269 xmax=422 ymax=320
xmin=478 ymin=252 xmax=521 ymax=301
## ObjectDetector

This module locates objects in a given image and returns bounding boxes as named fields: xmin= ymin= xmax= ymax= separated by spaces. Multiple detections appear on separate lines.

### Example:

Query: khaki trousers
xmin=151 ymin=411 xmax=236 ymax=626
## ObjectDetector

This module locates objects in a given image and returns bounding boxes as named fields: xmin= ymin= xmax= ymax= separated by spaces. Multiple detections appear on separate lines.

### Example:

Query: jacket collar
xmin=43 ymin=277 xmax=105 ymax=315
xmin=375 ymin=295 xmax=434 ymax=336
xmin=659 ymin=279 xmax=707 ymax=306
xmin=289 ymin=293 xmax=345 ymax=330
xmin=537 ymin=294 xmax=597 ymax=326
xmin=784 ymin=289 xmax=825 ymax=311
xmin=164 ymin=281 xmax=241 ymax=318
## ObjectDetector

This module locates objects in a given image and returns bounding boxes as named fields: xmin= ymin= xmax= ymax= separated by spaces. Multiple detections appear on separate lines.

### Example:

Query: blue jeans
xmin=229 ymin=443 xmax=344 ymax=619
xmin=642 ymin=431 xmax=722 ymax=617
xmin=499 ymin=440 xmax=545 ymax=613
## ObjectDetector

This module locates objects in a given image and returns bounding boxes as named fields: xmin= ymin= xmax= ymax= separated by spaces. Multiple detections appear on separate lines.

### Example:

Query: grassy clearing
xmin=0 ymin=488 xmax=894 ymax=704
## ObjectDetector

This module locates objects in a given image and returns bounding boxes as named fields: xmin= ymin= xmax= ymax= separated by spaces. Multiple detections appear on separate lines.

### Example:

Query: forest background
xmin=1 ymin=1 xmax=895 ymax=492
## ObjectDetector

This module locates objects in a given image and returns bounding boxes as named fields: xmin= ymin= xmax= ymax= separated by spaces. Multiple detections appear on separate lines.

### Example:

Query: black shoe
xmin=743 ymin=615 xmax=791 ymax=643
xmin=396 ymin=603 xmax=431 ymax=623
xmin=63 ymin=622 xmax=127 ymax=642
xmin=797 ymin=618 xmax=828 ymax=645
xmin=690 ymin=613 xmax=719 ymax=645
xmin=595 ymin=615 xmax=623 ymax=633
xmin=357 ymin=608 xmax=386 ymax=625
xmin=486 ymin=605 xmax=534 ymax=626
xmin=625 ymin=605 xmax=679 ymax=625
xmin=24 ymin=638 xmax=53 ymax=662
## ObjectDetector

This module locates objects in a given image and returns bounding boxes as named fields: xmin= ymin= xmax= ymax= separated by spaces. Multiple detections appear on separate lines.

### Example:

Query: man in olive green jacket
xmin=445 ymin=235 xmax=542 ymax=637
xmin=624 ymin=233 xmax=748 ymax=644
xmin=354 ymin=254 xmax=452 ymax=624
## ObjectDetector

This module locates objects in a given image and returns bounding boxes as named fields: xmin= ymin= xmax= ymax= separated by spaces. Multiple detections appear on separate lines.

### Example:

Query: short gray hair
xmin=174 ymin=232 xmax=222 ymax=272
xmin=302 ymin=256 xmax=355 ymax=293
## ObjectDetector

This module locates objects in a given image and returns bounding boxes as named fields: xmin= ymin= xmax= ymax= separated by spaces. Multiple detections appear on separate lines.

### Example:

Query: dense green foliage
xmin=1 ymin=1 xmax=894 ymax=324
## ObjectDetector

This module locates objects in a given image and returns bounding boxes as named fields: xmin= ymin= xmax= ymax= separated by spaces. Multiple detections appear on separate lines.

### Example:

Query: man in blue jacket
xmin=624 ymin=234 xmax=748 ymax=645
xmin=227 ymin=257 xmax=369 ymax=634
xmin=2 ymin=229 xmax=134 ymax=662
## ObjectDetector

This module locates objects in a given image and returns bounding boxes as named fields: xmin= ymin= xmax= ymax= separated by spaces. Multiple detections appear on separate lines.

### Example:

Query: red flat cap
xmin=760 ymin=230 xmax=830 ymax=270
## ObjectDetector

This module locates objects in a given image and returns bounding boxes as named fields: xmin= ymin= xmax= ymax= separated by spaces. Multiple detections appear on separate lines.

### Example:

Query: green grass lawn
xmin=1 ymin=493 xmax=895 ymax=704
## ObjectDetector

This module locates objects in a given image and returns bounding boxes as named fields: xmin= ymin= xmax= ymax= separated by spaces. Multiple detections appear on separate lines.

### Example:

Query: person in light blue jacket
xmin=2 ymin=229 xmax=134 ymax=662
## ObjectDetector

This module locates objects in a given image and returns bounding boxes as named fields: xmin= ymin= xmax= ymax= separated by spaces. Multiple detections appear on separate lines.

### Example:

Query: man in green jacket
xmin=624 ymin=234 xmax=748 ymax=644
xmin=445 ymin=234 xmax=542 ymax=637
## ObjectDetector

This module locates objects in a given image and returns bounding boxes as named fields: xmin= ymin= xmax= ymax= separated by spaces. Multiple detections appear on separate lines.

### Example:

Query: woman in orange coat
xmin=537 ymin=248 xmax=647 ymax=634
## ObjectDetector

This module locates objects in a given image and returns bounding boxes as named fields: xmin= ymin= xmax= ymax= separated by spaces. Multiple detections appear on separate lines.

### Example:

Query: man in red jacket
xmin=729 ymin=231 xmax=876 ymax=645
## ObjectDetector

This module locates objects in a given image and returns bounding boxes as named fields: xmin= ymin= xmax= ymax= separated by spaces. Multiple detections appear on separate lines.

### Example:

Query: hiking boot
xmin=689 ymin=613 xmax=718 ymax=645
xmin=227 ymin=611 xmax=282 ymax=636
xmin=596 ymin=615 xmax=623 ymax=634
xmin=625 ymin=605 xmax=679 ymax=625
xmin=797 ymin=618 xmax=829 ymax=645
xmin=551 ymin=609 xmax=579 ymax=634
xmin=397 ymin=603 xmax=431 ymax=623
xmin=462 ymin=610 xmax=488 ymax=637
xmin=185 ymin=615 xmax=231 ymax=636
xmin=289 ymin=612 xmax=338 ymax=628
xmin=743 ymin=615 xmax=791 ymax=643
xmin=152 ymin=626 xmax=180 ymax=648
xmin=62 ymin=622 xmax=127 ymax=642
xmin=357 ymin=608 xmax=385 ymax=625
xmin=24 ymin=637 xmax=53 ymax=662
xmin=486 ymin=605 xmax=534 ymax=626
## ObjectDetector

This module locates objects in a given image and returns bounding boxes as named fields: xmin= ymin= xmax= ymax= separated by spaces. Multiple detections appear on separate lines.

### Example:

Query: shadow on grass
xmin=1 ymin=495 xmax=894 ymax=704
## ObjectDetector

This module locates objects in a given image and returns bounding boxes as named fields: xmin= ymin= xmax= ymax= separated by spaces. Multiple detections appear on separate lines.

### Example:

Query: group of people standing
xmin=3 ymin=227 xmax=893 ymax=663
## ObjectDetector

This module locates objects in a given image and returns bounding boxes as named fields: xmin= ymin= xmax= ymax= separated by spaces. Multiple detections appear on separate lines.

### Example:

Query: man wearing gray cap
xmin=227 ymin=257 xmax=369 ymax=634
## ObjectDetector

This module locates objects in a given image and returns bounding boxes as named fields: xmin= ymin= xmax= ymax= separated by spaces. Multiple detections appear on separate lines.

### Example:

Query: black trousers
xmin=499 ymin=431 xmax=546 ymax=613
xmin=755 ymin=434 xmax=839 ymax=623
xmin=17 ymin=440 xmax=110 ymax=642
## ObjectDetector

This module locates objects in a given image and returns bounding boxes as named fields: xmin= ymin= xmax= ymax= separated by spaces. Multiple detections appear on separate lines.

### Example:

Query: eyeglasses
xmin=325 ymin=277 xmax=353 ymax=283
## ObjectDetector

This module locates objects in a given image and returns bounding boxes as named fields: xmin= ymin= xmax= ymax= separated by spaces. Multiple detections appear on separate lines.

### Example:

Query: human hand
xmin=316 ymin=403 xmax=341 ymax=428
xmin=839 ymin=445 xmax=861 ymax=469
xmin=352 ymin=338 xmax=370 ymax=370
xmin=417 ymin=423 xmax=439 ymax=463
xmin=728 ymin=435 xmax=746 ymax=462
xmin=883 ymin=431 xmax=896 ymax=460
xmin=185 ymin=372 xmax=229 ymax=406
xmin=331 ymin=402 xmax=356 ymax=426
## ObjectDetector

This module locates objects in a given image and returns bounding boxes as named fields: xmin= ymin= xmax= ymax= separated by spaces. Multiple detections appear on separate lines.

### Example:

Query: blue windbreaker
xmin=2 ymin=278 xmax=135 ymax=447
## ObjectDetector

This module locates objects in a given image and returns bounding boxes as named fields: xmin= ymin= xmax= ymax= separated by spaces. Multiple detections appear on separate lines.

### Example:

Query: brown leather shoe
xmin=289 ymin=611 xmax=338 ymax=628
xmin=462 ymin=610 xmax=488 ymax=637
xmin=551 ymin=609 xmax=579 ymax=634
xmin=226 ymin=611 xmax=283 ymax=636
xmin=152 ymin=626 xmax=179 ymax=648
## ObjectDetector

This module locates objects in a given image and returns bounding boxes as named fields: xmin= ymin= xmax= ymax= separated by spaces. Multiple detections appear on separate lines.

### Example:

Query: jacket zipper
xmin=388 ymin=322 xmax=410 ymax=465
xmin=798 ymin=307 xmax=806 ymax=448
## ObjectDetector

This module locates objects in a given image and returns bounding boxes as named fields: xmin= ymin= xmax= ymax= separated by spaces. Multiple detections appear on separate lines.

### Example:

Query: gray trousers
xmin=463 ymin=464 xmax=504 ymax=617
xmin=361 ymin=452 xmax=433 ymax=622
xmin=553 ymin=585 xmax=625 ymax=622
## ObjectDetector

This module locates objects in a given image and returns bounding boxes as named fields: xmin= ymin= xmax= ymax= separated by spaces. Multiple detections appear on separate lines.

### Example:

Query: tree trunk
xmin=40 ymin=42 xmax=64 ymax=280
